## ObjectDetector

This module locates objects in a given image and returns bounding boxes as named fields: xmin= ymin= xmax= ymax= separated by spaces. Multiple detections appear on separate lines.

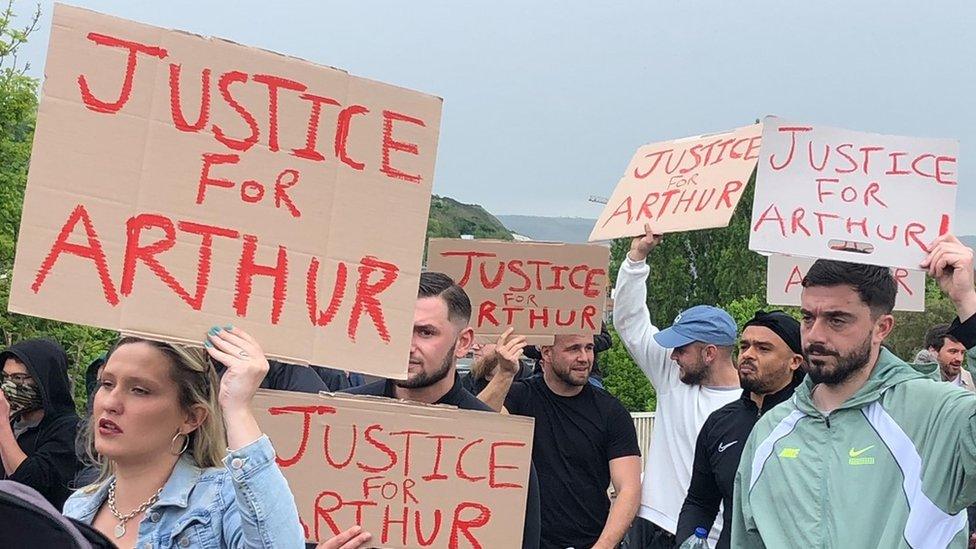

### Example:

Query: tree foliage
xmin=601 ymin=326 xmax=655 ymax=412
xmin=0 ymin=3 xmax=117 ymax=412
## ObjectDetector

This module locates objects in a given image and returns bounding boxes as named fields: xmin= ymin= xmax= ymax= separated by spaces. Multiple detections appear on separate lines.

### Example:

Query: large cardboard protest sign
xmin=252 ymin=390 xmax=534 ymax=547
xmin=766 ymin=254 xmax=925 ymax=311
xmin=749 ymin=117 xmax=958 ymax=269
xmin=10 ymin=5 xmax=443 ymax=377
xmin=589 ymin=124 xmax=762 ymax=241
xmin=426 ymin=239 xmax=609 ymax=342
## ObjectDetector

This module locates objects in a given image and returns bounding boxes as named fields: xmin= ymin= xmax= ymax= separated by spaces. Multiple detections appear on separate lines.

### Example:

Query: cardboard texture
xmin=766 ymin=254 xmax=925 ymax=312
xmin=750 ymin=116 xmax=958 ymax=269
xmin=252 ymin=389 xmax=534 ymax=547
xmin=426 ymin=239 xmax=609 ymax=342
xmin=589 ymin=124 xmax=762 ymax=241
xmin=10 ymin=5 xmax=444 ymax=378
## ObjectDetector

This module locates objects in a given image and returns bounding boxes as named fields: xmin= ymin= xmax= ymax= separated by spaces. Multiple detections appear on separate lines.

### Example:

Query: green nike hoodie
xmin=732 ymin=347 xmax=976 ymax=548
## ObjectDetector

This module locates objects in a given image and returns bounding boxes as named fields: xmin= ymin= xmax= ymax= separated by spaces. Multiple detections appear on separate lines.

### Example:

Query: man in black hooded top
xmin=0 ymin=339 xmax=81 ymax=511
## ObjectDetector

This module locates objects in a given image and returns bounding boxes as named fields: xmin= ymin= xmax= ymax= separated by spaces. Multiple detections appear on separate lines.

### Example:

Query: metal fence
xmin=630 ymin=412 xmax=655 ymax=470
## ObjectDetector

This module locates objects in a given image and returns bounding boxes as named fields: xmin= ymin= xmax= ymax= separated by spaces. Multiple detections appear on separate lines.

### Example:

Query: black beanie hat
xmin=743 ymin=310 xmax=802 ymax=355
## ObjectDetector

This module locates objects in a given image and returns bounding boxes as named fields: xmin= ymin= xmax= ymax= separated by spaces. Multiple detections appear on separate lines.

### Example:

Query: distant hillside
xmin=496 ymin=215 xmax=597 ymax=244
xmin=427 ymin=196 xmax=512 ymax=240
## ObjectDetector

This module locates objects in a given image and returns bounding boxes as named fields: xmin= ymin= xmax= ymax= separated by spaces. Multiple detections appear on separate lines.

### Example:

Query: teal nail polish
xmin=204 ymin=341 xmax=213 ymax=348
xmin=209 ymin=327 xmax=219 ymax=335
xmin=224 ymin=325 xmax=233 ymax=331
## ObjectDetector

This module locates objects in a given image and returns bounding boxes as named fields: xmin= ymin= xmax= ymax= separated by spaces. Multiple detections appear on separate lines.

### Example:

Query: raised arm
xmin=476 ymin=328 xmax=526 ymax=412
xmin=613 ymin=223 xmax=674 ymax=390
xmin=205 ymin=327 xmax=304 ymax=548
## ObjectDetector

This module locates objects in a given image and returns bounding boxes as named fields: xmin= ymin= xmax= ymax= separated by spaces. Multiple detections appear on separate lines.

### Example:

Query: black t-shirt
xmin=342 ymin=374 xmax=542 ymax=549
xmin=505 ymin=376 xmax=640 ymax=549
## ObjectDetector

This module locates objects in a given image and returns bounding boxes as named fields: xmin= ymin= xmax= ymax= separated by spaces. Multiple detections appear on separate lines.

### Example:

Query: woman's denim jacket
xmin=63 ymin=435 xmax=304 ymax=548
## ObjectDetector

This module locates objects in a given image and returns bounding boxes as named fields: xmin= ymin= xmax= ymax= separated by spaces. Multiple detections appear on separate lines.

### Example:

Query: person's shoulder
xmin=35 ymin=412 xmax=81 ymax=442
xmin=588 ymin=383 xmax=628 ymax=412
xmin=455 ymin=390 xmax=494 ymax=412
xmin=62 ymin=479 xmax=107 ymax=517
xmin=749 ymin=397 xmax=802 ymax=439
xmin=341 ymin=379 xmax=387 ymax=396
xmin=709 ymin=396 xmax=747 ymax=422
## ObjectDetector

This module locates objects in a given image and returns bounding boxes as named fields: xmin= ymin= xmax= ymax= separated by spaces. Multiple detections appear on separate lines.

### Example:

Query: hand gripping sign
xmin=589 ymin=124 xmax=762 ymax=241
xmin=749 ymin=117 xmax=958 ymax=269
xmin=9 ymin=5 xmax=443 ymax=378
xmin=252 ymin=390 xmax=535 ymax=548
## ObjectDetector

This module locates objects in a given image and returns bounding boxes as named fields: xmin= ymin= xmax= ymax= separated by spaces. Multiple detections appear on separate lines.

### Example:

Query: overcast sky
xmin=14 ymin=1 xmax=976 ymax=234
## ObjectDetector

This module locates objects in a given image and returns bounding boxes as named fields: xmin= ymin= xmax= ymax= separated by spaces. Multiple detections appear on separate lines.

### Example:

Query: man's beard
xmin=804 ymin=336 xmax=872 ymax=386
xmin=551 ymin=360 xmax=589 ymax=387
xmin=679 ymin=354 xmax=708 ymax=385
xmin=739 ymin=361 xmax=789 ymax=395
xmin=396 ymin=342 xmax=455 ymax=389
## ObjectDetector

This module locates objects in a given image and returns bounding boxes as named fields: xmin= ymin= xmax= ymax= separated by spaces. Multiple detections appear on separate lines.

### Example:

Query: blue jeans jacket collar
xmin=68 ymin=454 xmax=201 ymax=520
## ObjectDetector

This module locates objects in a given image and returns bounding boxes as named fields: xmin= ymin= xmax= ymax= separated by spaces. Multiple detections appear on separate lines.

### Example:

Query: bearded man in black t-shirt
xmin=480 ymin=334 xmax=643 ymax=549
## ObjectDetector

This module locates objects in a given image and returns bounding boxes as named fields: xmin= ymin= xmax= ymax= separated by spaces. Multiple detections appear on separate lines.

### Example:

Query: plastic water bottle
xmin=677 ymin=527 xmax=710 ymax=549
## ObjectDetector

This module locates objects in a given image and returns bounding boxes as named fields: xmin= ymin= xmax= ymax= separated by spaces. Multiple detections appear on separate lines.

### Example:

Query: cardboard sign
xmin=426 ymin=239 xmax=609 ymax=342
xmin=589 ymin=124 xmax=762 ymax=241
xmin=766 ymin=254 xmax=925 ymax=311
xmin=9 ymin=5 xmax=443 ymax=378
xmin=749 ymin=117 xmax=958 ymax=269
xmin=252 ymin=389 xmax=535 ymax=547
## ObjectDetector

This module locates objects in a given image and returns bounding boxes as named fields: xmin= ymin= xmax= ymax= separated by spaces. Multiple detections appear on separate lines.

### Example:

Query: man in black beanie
xmin=673 ymin=311 xmax=805 ymax=549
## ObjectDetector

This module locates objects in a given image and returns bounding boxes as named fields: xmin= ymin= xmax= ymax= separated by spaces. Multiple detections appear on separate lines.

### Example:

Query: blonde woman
xmin=64 ymin=327 xmax=303 ymax=548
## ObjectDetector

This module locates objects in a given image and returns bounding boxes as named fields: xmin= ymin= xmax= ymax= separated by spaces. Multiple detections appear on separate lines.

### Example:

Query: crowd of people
xmin=2 ymin=227 xmax=976 ymax=549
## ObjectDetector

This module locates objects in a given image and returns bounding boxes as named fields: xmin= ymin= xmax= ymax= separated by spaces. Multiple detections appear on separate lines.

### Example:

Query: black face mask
xmin=2 ymin=379 xmax=43 ymax=421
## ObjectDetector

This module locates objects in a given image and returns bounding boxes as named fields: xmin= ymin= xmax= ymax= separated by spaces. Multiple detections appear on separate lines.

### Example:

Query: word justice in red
xmin=438 ymin=252 xmax=606 ymax=298
xmin=76 ymin=32 xmax=431 ymax=185
xmin=270 ymin=405 xmax=525 ymax=547
xmin=630 ymin=135 xmax=761 ymax=179
xmin=767 ymin=126 xmax=957 ymax=185
xmin=30 ymin=205 xmax=399 ymax=342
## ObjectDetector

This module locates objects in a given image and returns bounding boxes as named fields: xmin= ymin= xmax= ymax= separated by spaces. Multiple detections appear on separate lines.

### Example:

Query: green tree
xmin=0 ymin=2 xmax=116 ymax=412
xmin=885 ymin=277 xmax=957 ymax=361
xmin=601 ymin=326 xmax=655 ymax=412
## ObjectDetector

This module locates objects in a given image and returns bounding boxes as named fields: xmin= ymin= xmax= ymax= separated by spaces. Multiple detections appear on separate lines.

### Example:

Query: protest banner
xmin=252 ymin=389 xmax=534 ymax=547
xmin=766 ymin=253 xmax=925 ymax=312
xmin=9 ymin=5 xmax=443 ymax=378
xmin=749 ymin=117 xmax=958 ymax=269
xmin=426 ymin=239 xmax=609 ymax=343
xmin=589 ymin=124 xmax=762 ymax=241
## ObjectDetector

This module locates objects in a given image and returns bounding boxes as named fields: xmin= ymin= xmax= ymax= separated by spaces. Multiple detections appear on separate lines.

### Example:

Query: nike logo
xmin=718 ymin=441 xmax=738 ymax=453
xmin=849 ymin=445 xmax=874 ymax=458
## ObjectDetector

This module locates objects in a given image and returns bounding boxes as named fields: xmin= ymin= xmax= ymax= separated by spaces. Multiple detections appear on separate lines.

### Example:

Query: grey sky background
xmin=14 ymin=1 xmax=976 ymax=234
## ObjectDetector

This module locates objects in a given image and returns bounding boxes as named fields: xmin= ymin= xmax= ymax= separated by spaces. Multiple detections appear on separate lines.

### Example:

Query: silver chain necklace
xmin=107 ymin=479 xmax=163 ymax=539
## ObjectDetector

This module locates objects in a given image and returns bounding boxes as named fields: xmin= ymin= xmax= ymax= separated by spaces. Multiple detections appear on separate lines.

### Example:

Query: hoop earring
xmin=170 ymin=431 xmax=190 ymax=455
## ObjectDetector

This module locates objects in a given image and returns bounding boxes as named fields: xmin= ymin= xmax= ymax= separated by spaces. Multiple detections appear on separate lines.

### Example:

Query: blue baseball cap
xmin=653 ymin=305 xmax=737 ymax=348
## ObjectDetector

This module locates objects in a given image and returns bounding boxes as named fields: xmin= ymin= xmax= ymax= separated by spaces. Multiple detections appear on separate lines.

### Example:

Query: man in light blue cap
xmin=653 ymin=305 xmax=739 ymax=385
xmin=615 ymin=224 xmax=741 ymax=549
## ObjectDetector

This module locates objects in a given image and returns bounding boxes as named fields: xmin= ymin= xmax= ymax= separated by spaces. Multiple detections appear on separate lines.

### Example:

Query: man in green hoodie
xmin=732 ymin=233 xmax=976 ymax=548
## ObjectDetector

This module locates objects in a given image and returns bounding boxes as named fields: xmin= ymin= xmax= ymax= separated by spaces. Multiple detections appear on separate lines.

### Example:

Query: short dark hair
xmin=418 ymin=272 xmax=471 ymax=326
xmin=925 ymin=323 xmax=960 ymax=351
xmin=802 ymin=260 xmax=896 ymax=316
